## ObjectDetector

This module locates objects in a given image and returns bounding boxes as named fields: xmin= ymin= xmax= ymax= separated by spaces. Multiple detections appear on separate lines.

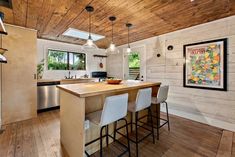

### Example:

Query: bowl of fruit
xmin=106 ymin=78 xmax=122 ymax=84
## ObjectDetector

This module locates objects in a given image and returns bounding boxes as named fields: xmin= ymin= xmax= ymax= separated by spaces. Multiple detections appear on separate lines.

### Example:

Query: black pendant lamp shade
xmin=0 ymin=12 xmax=7 ymax=63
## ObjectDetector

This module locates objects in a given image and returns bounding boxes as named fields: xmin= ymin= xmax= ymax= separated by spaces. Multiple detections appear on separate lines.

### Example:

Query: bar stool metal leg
xmin=106 ymin=125 xmax=109 ymax=147
xmin=123 ymin=118 xmax=131 ymax=157
xmin=100 ymin=126 xmax=105 ymax=157
xmin=130 ymin=112 xmax=133 ymax=132
xmin=165 ymin=102 xmax=170 ymax=131
xmin=113 ymin=121 xmax=117 ymax=141
xmin=85 ymin=151 xmax=90 ymax=157
xmin=149 ymin=107 xmax=155 ymax=144
xmin=135 ymin=112 xmax=139 ymax=157
xmin=156 ymin=103 xmax=159 ymax=140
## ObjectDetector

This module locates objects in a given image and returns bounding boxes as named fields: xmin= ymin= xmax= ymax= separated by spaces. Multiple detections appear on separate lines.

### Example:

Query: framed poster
xmin=183 ymin=38 xmax=227 ymax=91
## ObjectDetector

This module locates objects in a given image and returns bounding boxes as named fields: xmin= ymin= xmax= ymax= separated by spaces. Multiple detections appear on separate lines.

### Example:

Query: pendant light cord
xmin=112 ymin=21 xmax=114 ymax=42
xmin=89 ymin=12 xmax=91 ymax=37
xmin=128 ymin=26 xmax=130 ymax=48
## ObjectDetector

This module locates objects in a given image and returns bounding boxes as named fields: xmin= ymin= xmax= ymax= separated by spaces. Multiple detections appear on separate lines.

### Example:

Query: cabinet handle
xmin=34 ymin=74 xmax=37 ymax=80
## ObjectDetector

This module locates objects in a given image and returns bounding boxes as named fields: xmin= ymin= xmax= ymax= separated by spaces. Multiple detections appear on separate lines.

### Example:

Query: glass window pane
xmin=69 ymin=53 xmax=86 ymax=70
xmin=128 ymin=52 xmax=140 ymax=80
xmin=47 ymin=50 xmax=68 ymax=70
xmin=47 ymin=49 xmax=86 ymax=71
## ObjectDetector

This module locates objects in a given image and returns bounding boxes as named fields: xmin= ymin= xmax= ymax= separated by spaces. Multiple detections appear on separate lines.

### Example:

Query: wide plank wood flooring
xmin=0 ymin=110 xmax=234 ymax=157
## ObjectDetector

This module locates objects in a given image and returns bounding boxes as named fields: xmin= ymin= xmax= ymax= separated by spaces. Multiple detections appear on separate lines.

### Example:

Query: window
xmin=128 ymin=52 xmax=140 ymax=80
xmin=47 ymin=49 xmax=86 ymax=70
xmin=62 ymin=28 xmax=105 ymax=41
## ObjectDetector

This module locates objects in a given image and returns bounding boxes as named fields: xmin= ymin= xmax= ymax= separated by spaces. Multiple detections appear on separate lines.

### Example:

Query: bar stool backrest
xmin=100 ymin=93 xmax=129 ymax=127
xmin=156 ymin=85 xmax=169 ymax=104
xmin=135 ymin=88 xmax=152 ymax=112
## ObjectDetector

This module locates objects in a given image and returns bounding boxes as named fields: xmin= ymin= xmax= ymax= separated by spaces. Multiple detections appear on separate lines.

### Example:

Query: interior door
xmin=123 ymin=45 xmax=146 ymax=81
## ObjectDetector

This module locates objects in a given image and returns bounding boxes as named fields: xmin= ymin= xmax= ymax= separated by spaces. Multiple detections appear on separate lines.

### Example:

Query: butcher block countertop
xmin=57 ymin=80 xmax=161 ymax=98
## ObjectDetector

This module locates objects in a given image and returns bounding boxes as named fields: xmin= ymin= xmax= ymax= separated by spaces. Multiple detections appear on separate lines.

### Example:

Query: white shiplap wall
xmin=107 ymin=16 xmax=235 ymax=131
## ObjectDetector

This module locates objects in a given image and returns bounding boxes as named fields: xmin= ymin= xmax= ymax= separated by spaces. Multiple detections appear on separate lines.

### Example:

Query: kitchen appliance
xmin=92 ymin=71 xmax=107 ymax=82
xmin=37 ymin=81 xmax=60 ymax=112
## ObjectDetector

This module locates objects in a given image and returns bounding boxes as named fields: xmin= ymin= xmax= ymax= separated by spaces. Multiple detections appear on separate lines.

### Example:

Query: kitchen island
xmin=57 ymin=80 xmax=161 ymax=157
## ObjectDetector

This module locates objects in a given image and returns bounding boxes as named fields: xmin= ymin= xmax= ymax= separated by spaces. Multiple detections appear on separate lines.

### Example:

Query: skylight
xmin=62 ymin=28 xmax=105 ymax=41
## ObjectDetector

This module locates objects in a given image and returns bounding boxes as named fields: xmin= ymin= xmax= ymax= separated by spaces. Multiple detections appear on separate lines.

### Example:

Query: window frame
xmin=47 ymin=48 xmax=86 ymax=71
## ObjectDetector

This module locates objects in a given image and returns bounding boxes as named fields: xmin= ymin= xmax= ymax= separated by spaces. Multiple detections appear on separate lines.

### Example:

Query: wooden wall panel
xmin=26 ymin=0 xmax=44 ymax=28
xmin=12 ymin=0 xmax=27 ymax=27
xmin=0 ymin=0 xmax=235 ymax=48
xmin=109 ymin=16 xmax=235 ymax=131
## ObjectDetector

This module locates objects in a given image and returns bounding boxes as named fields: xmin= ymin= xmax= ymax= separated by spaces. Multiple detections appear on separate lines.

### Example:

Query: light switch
xmin=84 ymin=120 xmax=90 ymax=130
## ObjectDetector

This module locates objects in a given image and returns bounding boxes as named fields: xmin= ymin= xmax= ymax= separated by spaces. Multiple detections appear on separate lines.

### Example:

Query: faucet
xmin=68 ymin=71 xmax=71 ymax=78
xmin=65 ymin=71 xmax=73 ymax=79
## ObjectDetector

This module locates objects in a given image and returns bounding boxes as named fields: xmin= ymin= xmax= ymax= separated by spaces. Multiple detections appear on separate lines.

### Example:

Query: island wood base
xmin=58 ymin=81 xmax=161 ymax=157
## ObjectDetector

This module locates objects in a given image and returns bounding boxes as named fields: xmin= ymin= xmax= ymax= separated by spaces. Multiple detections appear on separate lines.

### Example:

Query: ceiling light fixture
xmin=106 ymin=16 xmax=119 ymax=55
xmin=126 ymin=23 xmax=132 ymax=55
xmin=82 ymin=5 xmax=98 ymax=51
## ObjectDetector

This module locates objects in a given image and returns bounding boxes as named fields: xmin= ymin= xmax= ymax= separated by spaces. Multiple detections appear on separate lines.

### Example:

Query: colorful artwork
xmin=183 ymin=38 xmax=227 ymax=91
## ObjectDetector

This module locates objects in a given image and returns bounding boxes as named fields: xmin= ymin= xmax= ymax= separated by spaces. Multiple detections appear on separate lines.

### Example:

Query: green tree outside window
xmin=47 ymin=49 xmax=86 ymax=70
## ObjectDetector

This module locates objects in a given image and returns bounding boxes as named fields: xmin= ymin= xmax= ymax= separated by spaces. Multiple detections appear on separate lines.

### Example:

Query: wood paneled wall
xmin=108 ymin=16 xmax=235 ymax=131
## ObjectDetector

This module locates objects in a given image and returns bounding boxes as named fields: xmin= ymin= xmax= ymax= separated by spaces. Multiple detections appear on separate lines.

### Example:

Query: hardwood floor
xmin=0 ymin=110 xmax=234 ymax=157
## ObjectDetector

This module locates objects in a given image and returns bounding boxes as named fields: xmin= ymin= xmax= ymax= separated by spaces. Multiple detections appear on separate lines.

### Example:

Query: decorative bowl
xmin=106 ymin=79 xmax=122 ymax=84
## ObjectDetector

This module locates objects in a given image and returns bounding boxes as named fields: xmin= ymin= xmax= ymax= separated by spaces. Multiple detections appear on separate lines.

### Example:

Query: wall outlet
xmin=84 ymin=120 xmax=90 ymax=130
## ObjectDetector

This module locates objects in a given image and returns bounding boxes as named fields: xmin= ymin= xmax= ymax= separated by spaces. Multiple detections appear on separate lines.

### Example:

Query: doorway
xmin=123 ymin=45 xmax=146 ymax=81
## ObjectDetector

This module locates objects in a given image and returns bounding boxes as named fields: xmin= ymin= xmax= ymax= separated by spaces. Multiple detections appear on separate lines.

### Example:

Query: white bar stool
xmin=115 ymin=88 xmax=155 ymax=157
xmin=85 ymin=93 xmax=130 ymax=157
xmin=151 ymin=85 xmax=170 ymax=140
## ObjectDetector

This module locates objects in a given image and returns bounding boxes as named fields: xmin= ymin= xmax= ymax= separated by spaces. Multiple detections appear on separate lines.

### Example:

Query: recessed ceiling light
xmin=62 ymin=28 xmax=105 ymax=41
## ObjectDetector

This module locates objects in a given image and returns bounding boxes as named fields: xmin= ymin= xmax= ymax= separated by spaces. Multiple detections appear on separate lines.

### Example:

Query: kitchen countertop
xmin=57 ymin=80 xmax=161 ymax=98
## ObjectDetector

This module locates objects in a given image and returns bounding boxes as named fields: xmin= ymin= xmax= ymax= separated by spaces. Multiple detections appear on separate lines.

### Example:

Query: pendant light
xmin=82 ymin=5 xmax=98 ymax=50
xmin=106 ymin=16 xmax=119 ymax=55
xmin=126 ymin=23 xmax=132 ymax=55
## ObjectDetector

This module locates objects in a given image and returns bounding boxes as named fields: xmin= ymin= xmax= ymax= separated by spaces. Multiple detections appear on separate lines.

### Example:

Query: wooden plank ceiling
xmin=0 ymin=0 xmax=235 ymax=48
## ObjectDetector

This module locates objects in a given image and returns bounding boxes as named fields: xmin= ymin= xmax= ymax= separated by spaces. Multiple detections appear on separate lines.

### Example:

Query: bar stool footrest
xmin=150 ymin=115 xmax=169 ymax=129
